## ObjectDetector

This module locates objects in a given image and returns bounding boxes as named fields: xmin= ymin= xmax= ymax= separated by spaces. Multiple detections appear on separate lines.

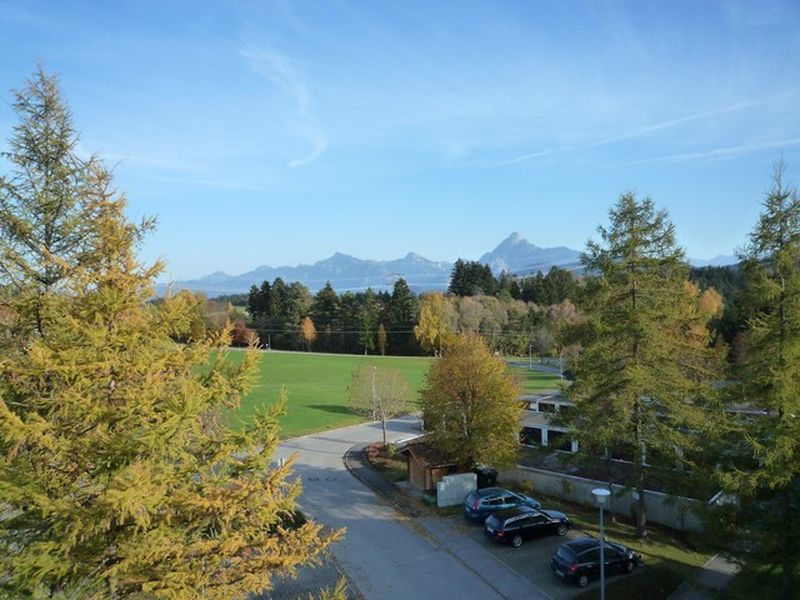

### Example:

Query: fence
xmin=499 ymin=465 xmax=705 ymax=532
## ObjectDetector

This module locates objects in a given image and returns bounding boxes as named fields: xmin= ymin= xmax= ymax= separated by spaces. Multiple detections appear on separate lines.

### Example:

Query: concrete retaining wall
xmin=499 ymin=465 xmax=704 ymax=532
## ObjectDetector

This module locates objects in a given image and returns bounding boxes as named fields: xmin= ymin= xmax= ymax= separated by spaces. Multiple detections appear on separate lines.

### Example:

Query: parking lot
xmin=445 ymin=514 xmax=607 ymax=600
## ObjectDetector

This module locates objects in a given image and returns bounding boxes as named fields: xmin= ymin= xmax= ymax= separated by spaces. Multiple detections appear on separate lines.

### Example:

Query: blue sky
xmin=1 ymin=0 xmax=799 ymax=280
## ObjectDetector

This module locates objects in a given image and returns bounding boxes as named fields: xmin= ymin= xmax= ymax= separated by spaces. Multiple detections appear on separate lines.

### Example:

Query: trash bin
xmin=474 ymin=466 xmax=498 ymax=489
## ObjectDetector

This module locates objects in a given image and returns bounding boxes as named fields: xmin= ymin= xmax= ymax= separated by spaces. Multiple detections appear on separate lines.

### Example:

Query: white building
xmin=519 ymin=392 xmax=579 ymax=453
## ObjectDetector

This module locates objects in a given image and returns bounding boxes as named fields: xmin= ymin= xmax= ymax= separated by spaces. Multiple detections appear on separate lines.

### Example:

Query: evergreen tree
xmin=0 ymin=73 xmax=338 ymax=598
xmin=387 ymin=278 xmax=418 ymax=355
xmin=448 ymin=260 xmax=496 ymax=296
xmin=358 ymin=288 xmax=379 ymax=354
xmin=564 ymin=193 xmax=718 ymax=538
xmin=447 ymin=259 xmax=469 ymax=295
xmin=712 ymin=165 xmax=800 ymax=597
xmin=312 ymin=282 xmax=339 ymax=352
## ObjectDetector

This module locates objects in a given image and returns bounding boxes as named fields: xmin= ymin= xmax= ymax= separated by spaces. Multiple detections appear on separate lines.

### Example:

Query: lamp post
xmin=591 ymin=488 xmax=611 ymax=600
xmin=528 ymin=344 xmax=532 ymax=370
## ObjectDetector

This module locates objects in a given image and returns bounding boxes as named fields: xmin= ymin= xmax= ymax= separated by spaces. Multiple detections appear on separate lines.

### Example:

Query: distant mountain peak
xmin=480 ymin=233 xmax=581 ymax=275
xmin=161 ymin=234 xmax=585 ymax=297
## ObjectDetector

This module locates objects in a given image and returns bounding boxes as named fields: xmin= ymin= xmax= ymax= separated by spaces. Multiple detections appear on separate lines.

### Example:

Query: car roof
xmin=564 ymin=537 xmax=600 ymax=553
xmin=477 ymin=487 xmax=515 ymax=497
xmin=491 ymin=506 xmax=538 ymax=520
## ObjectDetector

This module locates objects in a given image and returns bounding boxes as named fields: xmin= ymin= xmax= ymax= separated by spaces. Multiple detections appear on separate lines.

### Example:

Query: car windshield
xmin=557 ymin=546 xmax=576 ymax=562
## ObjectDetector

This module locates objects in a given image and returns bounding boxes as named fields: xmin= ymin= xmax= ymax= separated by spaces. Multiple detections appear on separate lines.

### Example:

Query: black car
xmin=484 ymin=506 xmax=570 ymax=547
xmin=464 ymin=487 xmax=541 ymax=522
xmin=550 ymin=537 xmax=640 ymax=587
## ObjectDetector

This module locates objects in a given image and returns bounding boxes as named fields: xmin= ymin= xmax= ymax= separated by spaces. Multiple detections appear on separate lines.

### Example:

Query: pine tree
xmin=0 ymin=72 xmax=338 ymax=599
xmin=565 ymin=193 xmax=718 ymax=538
xmin=713 ymin=164 xmax=800 ymax=597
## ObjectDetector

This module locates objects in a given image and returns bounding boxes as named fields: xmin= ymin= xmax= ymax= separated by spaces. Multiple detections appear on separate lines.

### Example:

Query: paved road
xmin=273 ymin=417 xmax=546 ymax=600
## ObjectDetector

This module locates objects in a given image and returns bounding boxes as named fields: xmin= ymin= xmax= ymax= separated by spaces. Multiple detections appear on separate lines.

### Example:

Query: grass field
xmin=225 ymin=350 xmax=561 ymax=438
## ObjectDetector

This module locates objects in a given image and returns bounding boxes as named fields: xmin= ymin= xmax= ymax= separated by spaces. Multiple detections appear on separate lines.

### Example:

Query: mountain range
xmin=158 ymin=233 xmax=737 ymax=297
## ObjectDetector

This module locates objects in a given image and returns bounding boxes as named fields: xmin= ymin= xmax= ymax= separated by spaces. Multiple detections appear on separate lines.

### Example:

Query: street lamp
xmin=591 ymin=488 xmax=611 ymax=600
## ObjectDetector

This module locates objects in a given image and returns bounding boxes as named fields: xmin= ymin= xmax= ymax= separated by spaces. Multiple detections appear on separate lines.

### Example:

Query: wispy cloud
xmin=624 ymin=137 xmax=800 ymax=166
xmin=487 ymin=148 xmax=555 ymax=167
xmin=240 ymin=46 xmax=328 ymax=168
xmin=488 ymin=100 xmax=756 ymax=168
xmin=580 ymin=101 xmax=755 ymax=149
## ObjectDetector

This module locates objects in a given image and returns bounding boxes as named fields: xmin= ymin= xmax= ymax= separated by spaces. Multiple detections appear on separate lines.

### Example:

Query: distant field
xmin=508 ymin=365 xmax=563 ymax=394
xmin=224 ymin=350 xmax=561 ymax=438
xmin=226 ymin=351 xmax=433 ymax=438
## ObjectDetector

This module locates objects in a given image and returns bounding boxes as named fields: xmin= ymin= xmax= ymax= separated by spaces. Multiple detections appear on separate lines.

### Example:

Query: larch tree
xmin=712 ymin=164 xmax=800 ymax=598
xmin=0 ymin=70 xmax=339 ymax=599
xmin=564 ymin=193 xmax=719 ymax=538
xmin=419 ymin=333 xmax=521 ymax=467
xmin=377 ymin=323 xmax=387 ymax=356
xmin=301 ymin=315 xmax=317 ymax=351
xmin=0 ymin=68 xmax=103 ymax=339
xmin=347 ymin=366 xmax=411 ymax=446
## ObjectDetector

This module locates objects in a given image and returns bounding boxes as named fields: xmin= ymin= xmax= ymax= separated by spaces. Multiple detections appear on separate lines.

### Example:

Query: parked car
xmin=464 ymin=487 xmax=541 ymax=522
xmin=550 ymin=537 xmax=640 ymax=588
xmin=483 ymin=506 xmax=570 ymax=547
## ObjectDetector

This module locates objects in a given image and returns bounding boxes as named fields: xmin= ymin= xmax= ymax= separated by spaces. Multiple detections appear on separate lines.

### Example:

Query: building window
xmin=519 ymin=426 xmax=543 ymax=446
xmin=548 ymin=430 xmax=573 ymax=452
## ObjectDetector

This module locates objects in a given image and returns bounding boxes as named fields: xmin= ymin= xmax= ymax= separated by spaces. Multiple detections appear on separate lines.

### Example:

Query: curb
xmin=342 ymin=443 xmax=423 ymax=517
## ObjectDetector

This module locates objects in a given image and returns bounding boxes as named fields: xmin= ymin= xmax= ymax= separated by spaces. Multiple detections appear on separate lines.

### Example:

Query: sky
xmin=1 ymin=0 xmax=799 ymax=281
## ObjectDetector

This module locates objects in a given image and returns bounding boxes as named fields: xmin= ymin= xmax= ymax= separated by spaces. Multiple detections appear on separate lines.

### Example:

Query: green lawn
xmin=223 ymin=350 xmax=561 ymax=439
xmin=226 ymin=350 xmax=433 ymax=438
xmin=508 ymin=365 xmax=563 ymax=394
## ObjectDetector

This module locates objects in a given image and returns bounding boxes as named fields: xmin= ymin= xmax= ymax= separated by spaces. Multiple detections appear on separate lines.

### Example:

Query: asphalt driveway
xmin=273 ymin=416 xmax=613 ymax=599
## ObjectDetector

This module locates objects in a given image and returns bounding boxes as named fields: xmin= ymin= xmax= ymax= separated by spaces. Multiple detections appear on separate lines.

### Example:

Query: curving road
xmin=273 ymin=417 xmax=543 ymax=600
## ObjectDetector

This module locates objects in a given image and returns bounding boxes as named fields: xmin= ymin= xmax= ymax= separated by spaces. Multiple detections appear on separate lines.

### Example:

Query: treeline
xmin=222 ymin=265 xmax=583 ymax=356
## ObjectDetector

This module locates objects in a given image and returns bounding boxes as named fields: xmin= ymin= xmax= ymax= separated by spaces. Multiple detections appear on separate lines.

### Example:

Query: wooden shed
xmin=400 ymin=438 xmax=458 ymax=491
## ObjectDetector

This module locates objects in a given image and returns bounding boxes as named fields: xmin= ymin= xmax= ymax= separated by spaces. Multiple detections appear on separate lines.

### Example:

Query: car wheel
xmin=511 ymin=534 xmax=523 ymax=548
xmin=577 ymin=574 xmax=589 ymax=588
xmin=626 ymin=560 xmax=635 ymax=573
xmin=557 ymin=523 xmax=568 ymax=536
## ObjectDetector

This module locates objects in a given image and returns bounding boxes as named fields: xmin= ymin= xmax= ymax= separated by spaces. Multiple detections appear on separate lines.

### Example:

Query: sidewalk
xmin=668 ymin=554 xmax=739 ymax=600
xmin=344 ymin=443 xmax=553 ymax=600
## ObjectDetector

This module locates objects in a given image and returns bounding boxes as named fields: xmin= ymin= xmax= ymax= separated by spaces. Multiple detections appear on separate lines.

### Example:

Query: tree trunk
xmin=382 ymin=417 xmax=387 ymax=447
xmin=634 ymin=401 xmax=648 ymax=539
xmin=782 ymin=487 xmax=796 ymax=599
